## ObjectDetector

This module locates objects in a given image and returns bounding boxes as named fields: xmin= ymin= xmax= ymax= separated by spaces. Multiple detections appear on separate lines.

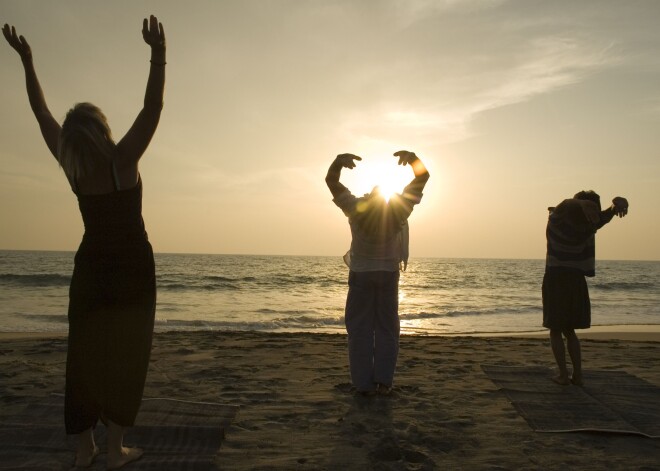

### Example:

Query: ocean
xmin=0 ymin=250 xmax=658 ymax=335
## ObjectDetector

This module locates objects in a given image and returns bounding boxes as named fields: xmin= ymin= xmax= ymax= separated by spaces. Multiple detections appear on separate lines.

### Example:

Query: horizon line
xmin=0 ymin=248 xmax=658 ymax=263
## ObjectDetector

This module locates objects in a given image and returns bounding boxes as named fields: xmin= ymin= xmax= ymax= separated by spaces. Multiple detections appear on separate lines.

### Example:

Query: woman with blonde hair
xmin=3 ymin=15 xmax=166 ymax=469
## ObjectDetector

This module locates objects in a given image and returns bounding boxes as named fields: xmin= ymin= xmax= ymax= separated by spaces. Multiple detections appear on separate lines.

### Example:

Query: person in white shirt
xmin=326 ymin=150 xmax=430 ymax=395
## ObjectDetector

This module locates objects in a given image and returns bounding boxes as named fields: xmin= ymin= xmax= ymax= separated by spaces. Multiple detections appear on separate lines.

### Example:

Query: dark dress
xmin=542 ymin=269 xmax=591 ymax=329
xmin=65 ymin=174 xmax=156 ymax=434
xmin=542 ymin=197 xmax=615 ymax=331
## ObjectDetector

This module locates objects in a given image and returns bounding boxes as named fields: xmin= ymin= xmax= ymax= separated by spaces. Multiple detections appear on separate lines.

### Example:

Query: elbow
xmin=325 ymin=178 xmax=336 ymax=192
xmin=325 ymin=173 xmax=340 ymax=186
xmin=325 ymin=178 xmax=342 ymax=197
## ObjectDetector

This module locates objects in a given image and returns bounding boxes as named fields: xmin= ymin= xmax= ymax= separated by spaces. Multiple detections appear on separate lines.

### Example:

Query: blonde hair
xmin=57 ymin=103 xmax=116 ymax=179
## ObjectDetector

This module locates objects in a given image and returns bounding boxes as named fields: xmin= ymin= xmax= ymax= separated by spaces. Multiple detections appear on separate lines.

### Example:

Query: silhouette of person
xmin=3 ymin=15 xmax=165 ymax=469
xmin=326 ymin=151 xmax=430 ymax=395
xmin=543 ymin=190 xmax=629 ymax=386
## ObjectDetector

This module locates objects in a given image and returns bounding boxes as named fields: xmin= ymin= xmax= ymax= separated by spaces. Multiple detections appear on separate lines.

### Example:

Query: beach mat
xmin=482 ymin=365 xmax=660 ymax=438
xmin=0 ymin=394 xmax=239 ymax=470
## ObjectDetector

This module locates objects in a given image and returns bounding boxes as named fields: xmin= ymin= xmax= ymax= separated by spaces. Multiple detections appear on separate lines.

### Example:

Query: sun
xmin=357 ymin=158 xmax=411 ymax=202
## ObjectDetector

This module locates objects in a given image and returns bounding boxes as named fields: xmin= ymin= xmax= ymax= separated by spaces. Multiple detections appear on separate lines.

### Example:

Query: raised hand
xmin=142 ymin=15 xmax=165 ymax=50
xmin=2 ymin=24 xmax=32 ymax=61
xmin=612 ymin=197 xmax=629 ymax=218
xmin=335 ymin=153 xmax=362 ymax=169
xmin=394 ymin=150 xmax=419 ymax=166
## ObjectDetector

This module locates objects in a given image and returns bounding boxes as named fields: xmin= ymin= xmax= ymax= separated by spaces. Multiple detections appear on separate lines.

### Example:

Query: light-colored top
xmin=333 ymin=184 xmax=423 ymax=272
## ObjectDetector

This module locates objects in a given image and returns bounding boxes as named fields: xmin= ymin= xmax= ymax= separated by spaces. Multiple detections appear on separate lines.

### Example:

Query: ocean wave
xmin=256 ymin=308 xmax=314 ymax=315
xmin=20 ymin=313 xmax=68 ymax=322
xmin=274 ymin=315 xmax=344 ymax=328
xmin=255 ymin=310 xmax=345 ymax=327
xmin=399 ymin=306 xmax=541 ymax=321
xmin=3 ymin=253 xmax=657 ymax=335
xmin=159 ymin=281 xmax=240 ymax=291
xmin=156 ymin=273 xmax=345 ymax=292
xmin=22 ymin=314 xmax=69 ymax=324
xmin=154 ymin=314 xmax=345 ymax=332
xmin=152 ymin=307 xmax=545 ymax=334
xmin=0 ymin=273 xmax=70 ymax=287
xmin=592 ymin=281 xmax=655 ymax=291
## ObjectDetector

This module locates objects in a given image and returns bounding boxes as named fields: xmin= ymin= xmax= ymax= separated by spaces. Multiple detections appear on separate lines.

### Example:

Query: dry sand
xmin=1 ymin=329 xmax=659 ymax=470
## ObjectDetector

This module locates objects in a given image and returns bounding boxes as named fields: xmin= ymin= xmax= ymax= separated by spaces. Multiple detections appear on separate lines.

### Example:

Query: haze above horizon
xmin=1 ymin=1 xmax=658 ymax=260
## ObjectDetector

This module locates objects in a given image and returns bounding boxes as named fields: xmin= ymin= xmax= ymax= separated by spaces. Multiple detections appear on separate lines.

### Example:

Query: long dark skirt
xmin=542 ymin=270 xmax=591 ymax=330
xmin=65 ymin=240 xmax=156 ymax=434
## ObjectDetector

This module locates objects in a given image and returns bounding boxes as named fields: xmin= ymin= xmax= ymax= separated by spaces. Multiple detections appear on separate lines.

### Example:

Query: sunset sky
xmin=1 ymin=0 xmax=658 ymax=260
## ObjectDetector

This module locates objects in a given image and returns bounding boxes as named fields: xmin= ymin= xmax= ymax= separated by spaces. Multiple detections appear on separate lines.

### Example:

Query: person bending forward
xmin=543 ymin=191 xmax=628 ymax=386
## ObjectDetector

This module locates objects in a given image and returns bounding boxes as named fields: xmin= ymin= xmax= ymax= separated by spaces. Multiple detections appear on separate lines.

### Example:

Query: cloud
xmin=338 ymin=32 xmax=619 ymax=146
xmin=390 ymin=0 xmax=509 ymax=27
xmin=479 ymin=36 xmax=618 ymax=108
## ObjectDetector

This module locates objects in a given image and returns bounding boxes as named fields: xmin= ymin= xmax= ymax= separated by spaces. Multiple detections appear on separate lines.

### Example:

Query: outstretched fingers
xmin=336 ymin=153 xmax=362 ymax=169
xmin=142 ymin=15 xmax=165 ymax=48
xmin=393 ymin=150 xmax=417 ymax=166
xmin=149 ymin=14 xmax=160 ymax=39
xmin=337 ymin=153 xmax=362 ymax=161
xmin=2 ymin=24 xmax=18 ymax=47
xmin=2 ymin=24 xmax=31 ymax=58
xmin=611 ymin=196 xmax=629 ymax=217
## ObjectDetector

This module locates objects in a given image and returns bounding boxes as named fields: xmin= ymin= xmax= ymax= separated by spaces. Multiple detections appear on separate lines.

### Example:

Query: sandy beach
xmin=1 ymin=328 xmax=659 ymax=470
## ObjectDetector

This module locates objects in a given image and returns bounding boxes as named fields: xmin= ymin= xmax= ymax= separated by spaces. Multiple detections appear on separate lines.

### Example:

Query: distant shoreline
xmin=2 ymin=324 xmax=659 ymax=342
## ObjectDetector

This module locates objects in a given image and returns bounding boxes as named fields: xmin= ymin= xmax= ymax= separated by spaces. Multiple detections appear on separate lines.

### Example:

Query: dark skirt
xmin=542 ymin=270 xmax=591 ymax=330
xmin=65 ymin=239 xmax=156 ymax=434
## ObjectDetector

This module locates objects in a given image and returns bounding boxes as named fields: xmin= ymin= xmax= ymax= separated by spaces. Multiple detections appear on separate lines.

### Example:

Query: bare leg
xmin=74 ymin=427 xmax=99 ymax=468
xmin=563 ymin=329 xmax=583 ymax=386
xmin=549 ymin=329 xmax=570 ymax=385
xmin=106 ymin=420 xmax=143 ymax=470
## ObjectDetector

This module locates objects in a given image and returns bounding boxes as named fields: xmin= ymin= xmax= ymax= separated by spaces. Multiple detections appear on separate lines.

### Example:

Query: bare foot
xmin=107 ymin=447 xmax=143 ymax=470
xmin=377 ymin=383 xmax=393 ymax=395
xmin=552 ymin=375 xmax=570 ymax=385
xmin=73 ymin=444 xmax=99 ymax=468
xmin=570 ymin=376 xmax=584 ymax=387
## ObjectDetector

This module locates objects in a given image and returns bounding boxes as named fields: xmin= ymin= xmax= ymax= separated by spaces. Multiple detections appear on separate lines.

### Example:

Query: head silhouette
xmin=57 ymin=103 xmax=116 ymax=179
xmin=573 ymin=190 xmax=601 ymax=210
xmin=352 ymin=187 xmax=403 ymax=242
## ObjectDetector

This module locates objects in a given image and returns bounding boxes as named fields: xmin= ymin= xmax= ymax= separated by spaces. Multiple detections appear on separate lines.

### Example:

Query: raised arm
xmin=386 ymin=150 xmax=430 ymax=220
xmin=596 ymin=196 xmax=629 ymax=230
xmin=394 ymin=150 xmax=430 ymax=194
xmin=3 ymin=24 xmax=61 ymax=159
xmin=115 ymin=15 xmax=166 ymax=165
xmin=325 ymin=153 xmax=362 ymax=199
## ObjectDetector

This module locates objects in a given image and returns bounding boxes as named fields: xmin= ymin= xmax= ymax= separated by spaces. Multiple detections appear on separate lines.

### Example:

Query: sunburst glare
xmin=352 ymin=157 xmax=412 ymax=202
